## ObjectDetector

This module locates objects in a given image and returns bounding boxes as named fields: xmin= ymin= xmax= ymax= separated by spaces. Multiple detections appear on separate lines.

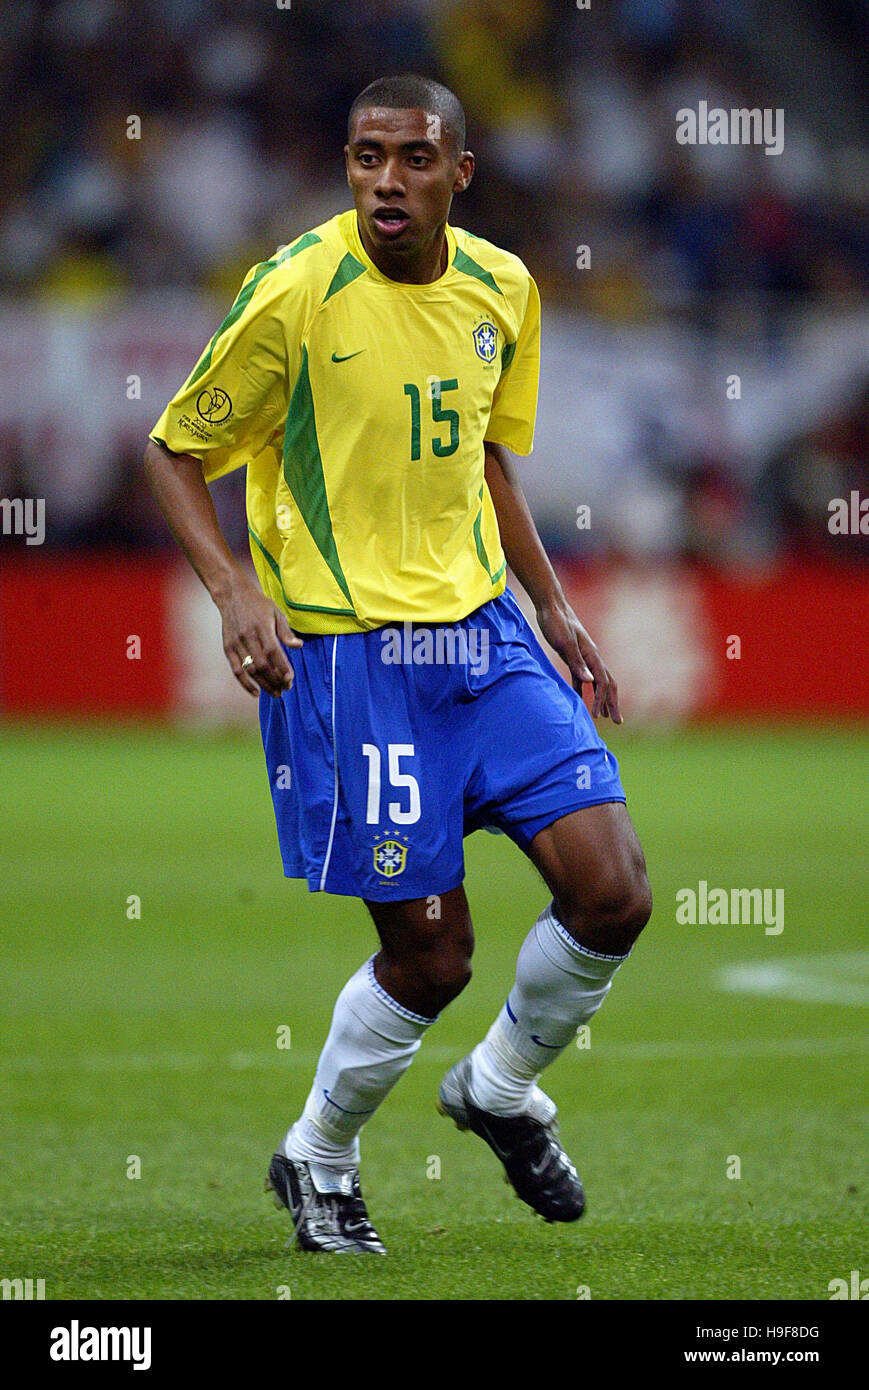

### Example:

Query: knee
xmin=379 ymin=923 xmax=473 ymax=1016
xmin=610 ymin=864 xmax=653 ymax=938
xmin=558 ymin=866 xmax=653 ymax=954
xmin=619 ymin=872 xmax=653 ymax=941
xmin=415 ymin=945 xmax=473 ymax=1012
xmin=419 ymin=911 xmax=475 ymax=1009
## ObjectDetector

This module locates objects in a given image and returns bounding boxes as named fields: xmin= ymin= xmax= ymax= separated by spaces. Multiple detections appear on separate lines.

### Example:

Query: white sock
xmin=284 ymin=956 xmax=436 ymax=1181
xmin=468 ymin=901 xmax=629 ymax=1116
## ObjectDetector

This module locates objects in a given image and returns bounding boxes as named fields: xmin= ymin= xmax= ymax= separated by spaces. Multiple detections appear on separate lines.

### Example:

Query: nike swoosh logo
xmin=531 ymin=1034 xmax=561 ymax=1049
xmin=477 ymin=1120 xmax=512 ymax=1163
xmin=529 ymin=1152 xmax=552 ymax=1179
xmin=323 ymin=1088 xmax=374 ymax=1115
xmin=331 ymin=349 xmax=365 ymax=363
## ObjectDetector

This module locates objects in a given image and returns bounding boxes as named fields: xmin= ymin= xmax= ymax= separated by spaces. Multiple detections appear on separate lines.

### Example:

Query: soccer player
xmin=144 ymin=74 xmax=652 ymax=1254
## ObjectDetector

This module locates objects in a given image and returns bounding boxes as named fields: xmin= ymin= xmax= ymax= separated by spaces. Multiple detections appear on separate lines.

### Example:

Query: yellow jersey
xmin=150 ymin=208 xmax=541 ymax=633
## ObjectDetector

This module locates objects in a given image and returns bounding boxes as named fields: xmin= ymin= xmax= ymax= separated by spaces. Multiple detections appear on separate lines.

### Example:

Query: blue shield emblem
xmin=473 ymin=321 xmax=498 ymax=363
xmin=373 ymin=839 xmax=408 ymax=878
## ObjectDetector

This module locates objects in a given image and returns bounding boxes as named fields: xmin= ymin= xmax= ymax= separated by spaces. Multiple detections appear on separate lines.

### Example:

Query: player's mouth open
xmin=372 ymin=208 xmax=410 ymax=236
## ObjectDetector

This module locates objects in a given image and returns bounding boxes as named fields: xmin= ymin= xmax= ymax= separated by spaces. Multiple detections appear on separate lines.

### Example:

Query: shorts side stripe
xmin=319 ymin=635 xmax=340 ymax=891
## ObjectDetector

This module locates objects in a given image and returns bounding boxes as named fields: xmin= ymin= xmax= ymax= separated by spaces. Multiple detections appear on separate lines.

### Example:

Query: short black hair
xmin=348 ymin=73 xmax=466 ymax=159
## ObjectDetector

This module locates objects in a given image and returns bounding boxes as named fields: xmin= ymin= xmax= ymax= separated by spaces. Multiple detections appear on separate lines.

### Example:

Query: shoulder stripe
xmin=452 ymin=246 xmax=504 ymax=296
xmin=321 ymin=252 xmax=366 ymax=305
xmin=186 ymin=233 xmax=323 ymax=389
xmin=282 ymin=231 xmax=323 ymax=260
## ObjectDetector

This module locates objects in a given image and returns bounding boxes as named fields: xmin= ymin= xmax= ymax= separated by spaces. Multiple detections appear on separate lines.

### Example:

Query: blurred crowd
xmin=0 ymin=0 xmax=867 ymax=564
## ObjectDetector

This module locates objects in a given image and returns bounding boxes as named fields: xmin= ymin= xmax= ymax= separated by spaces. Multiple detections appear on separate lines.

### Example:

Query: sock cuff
xmin=365 ymin=958 xmax=439 ymax=1029
xmin=538 ymin=902 xmax=631 ymax=974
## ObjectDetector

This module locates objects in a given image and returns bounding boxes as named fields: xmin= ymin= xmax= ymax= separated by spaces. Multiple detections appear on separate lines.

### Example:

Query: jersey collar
xmin=344 ymin=210 xmax=456 ymax=290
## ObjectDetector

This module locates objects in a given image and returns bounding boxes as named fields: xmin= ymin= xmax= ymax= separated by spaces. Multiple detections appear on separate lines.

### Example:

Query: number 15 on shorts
xmin=362 ymin=744 xmax=421 ymax=824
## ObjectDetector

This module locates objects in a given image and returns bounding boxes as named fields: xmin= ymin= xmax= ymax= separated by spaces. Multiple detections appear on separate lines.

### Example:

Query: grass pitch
xmin=1 ymin=721 xmax=866 ymax=1301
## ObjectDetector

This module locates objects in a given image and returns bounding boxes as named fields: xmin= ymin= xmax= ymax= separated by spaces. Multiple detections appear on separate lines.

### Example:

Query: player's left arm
xmin=483 ymin=441 xmax=621 ymax=722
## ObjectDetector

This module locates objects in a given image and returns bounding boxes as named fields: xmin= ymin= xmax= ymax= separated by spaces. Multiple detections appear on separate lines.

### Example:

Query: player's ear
xmin=343 ymin=144 xmax=352 ymax=186
xmin=453 ymin=151 xmax=474 ymax=194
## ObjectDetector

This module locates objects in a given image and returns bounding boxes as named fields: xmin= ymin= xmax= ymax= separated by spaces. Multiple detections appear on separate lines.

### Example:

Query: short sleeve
xmin=149 ymin=264 xmax=292 ymax=482
xmin=485 ymin=274 xmax=541 ymax=456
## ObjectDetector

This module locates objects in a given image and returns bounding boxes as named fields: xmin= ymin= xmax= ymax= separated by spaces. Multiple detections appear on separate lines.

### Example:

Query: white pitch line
xmin=1 ymin=1035 xmax=867 ymax=1075
xmin=719 ymin=951 xmax=869 ymax=1008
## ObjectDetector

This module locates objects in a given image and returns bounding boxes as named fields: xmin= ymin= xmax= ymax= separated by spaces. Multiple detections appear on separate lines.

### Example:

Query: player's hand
xmin=215 ymin=576 xmax=303 ymax=698
xmin=536 ymin=596 xmax=622 ymax=722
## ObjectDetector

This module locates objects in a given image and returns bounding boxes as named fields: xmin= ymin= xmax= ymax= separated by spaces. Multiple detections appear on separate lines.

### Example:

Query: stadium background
xmin=1 ymin=0 xmax=867 ymax=1303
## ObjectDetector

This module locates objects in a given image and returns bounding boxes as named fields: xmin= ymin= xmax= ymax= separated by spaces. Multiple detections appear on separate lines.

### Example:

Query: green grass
xmin=1 ymin=722 xmax=867 ymax=1300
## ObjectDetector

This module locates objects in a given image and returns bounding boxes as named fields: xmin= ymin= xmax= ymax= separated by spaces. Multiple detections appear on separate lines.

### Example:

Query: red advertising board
xmin=0 ymin=556 xmax=866 ymax=721
xmin=0 ymin=556 xmax=175 ymax=717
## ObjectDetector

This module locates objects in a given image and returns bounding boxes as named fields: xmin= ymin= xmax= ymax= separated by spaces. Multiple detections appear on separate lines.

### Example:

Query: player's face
xmin=345 ymin=107 xmax=473 ymax=267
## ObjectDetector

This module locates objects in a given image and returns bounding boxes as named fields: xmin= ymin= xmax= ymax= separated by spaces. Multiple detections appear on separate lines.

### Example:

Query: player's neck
xmin=356 ymin=219 xmax=449 ymax=285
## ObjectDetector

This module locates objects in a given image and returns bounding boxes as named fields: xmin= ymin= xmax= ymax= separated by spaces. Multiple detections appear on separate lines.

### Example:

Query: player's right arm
xmin=143 ymin=438 xmax=300 ymax=698
xmin=145 ymin=252 xmax=310 ymax=697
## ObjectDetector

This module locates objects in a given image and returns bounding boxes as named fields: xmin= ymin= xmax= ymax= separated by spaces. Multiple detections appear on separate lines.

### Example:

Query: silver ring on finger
xmin=241 ymin=655 xmax=255 ymax=671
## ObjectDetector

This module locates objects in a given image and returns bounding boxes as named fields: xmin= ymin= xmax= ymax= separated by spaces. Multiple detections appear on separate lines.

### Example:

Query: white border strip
xmin=718 ymin=952 xmax=869 ymax=1007
xmin=319 ymin=635 xmax=340 ymax=891
xmin=3 ymin=1036 xmax=866 ymax=1074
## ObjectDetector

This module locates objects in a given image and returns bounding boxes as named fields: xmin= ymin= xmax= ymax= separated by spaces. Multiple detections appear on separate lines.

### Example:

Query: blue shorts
xmin=259 ymin=587 xmax=626 ymax=901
